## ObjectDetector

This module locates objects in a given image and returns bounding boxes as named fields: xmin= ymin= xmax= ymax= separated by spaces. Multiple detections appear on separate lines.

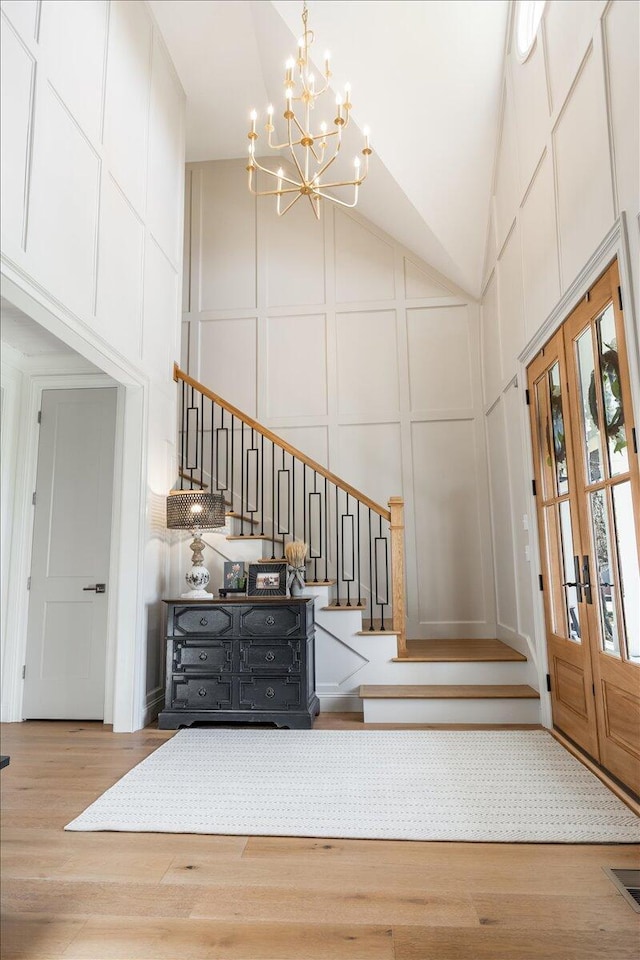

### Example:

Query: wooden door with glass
xmin=528 ymin=260 xmax=640 ymax=795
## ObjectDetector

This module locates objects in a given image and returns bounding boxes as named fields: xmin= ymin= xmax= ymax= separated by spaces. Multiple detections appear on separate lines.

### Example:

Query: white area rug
xmin=65 ymin=729 xmax=640 ymax=843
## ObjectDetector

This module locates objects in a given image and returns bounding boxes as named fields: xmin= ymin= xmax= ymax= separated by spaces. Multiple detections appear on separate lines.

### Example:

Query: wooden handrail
xmin=174 ymin=364 xmax=391 ymax=522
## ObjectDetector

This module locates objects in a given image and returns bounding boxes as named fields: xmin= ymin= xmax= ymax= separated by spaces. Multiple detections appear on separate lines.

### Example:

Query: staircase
xmin=173 ymin=365 xmax=540 ymax=725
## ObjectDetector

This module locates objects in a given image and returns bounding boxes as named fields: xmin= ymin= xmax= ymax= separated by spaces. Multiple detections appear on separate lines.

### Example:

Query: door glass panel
xmin=597 ymin=304 xmax=629 ymax=477
xmin=536 ymin=378 xmax=555 ymax=500
xmin=548 ymin=362 xmax=569 ymax=496
xmin=589 ymin=489 xmax=620 ymax=656
xmin=611 ymin=482 xmax=640 ymax=662
xmin=576 ymin=328 xmax=603 ymax=484
xmin=544 ymin=505 xmax=567 ymax=638
xmin=559 ymin=500 xmax=581 ymax=641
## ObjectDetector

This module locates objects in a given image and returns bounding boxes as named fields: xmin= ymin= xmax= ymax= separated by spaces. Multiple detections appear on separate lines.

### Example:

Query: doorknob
xmin=82 ymin=584 xmax=106 ymax=593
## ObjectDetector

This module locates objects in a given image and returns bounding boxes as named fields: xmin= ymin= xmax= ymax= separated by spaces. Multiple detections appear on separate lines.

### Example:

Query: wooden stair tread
xmin=322 ymin=602 xmax=367 ymax=611
xmin=395 ymin=639 xmax=527 ymax=663
xmin=305 ymin=579 xmax=337 ymax=586
xmin=359 ymin=684 xmax=540 ymax=700
xmin=226 ymin=512 xmax=259 ymax=526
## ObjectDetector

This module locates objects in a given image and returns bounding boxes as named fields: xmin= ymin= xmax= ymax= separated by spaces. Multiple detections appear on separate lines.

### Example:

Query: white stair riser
xmin=362 ymin=698 xmax=541 ymax=724
xmin=383 ymin=661 xmax=531 ymax=685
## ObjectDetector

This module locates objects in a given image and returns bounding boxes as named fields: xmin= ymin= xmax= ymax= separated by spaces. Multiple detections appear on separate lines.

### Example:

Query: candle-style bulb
xmin=250 ymin=109 xmax=257 ymax=121
xmin=267 ymin=104 xmax=274 ymax=116
xmin=286 ymin=57 xmax=295 ymax=70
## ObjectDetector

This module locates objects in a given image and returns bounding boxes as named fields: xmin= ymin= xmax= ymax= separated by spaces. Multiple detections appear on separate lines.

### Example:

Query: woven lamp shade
xmin=166 ymin=490 xmax=226 ymax=530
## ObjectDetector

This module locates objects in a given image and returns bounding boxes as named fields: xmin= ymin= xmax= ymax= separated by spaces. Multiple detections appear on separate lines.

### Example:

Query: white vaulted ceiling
xmin=148 ymin=0 xmax=509 ymax=296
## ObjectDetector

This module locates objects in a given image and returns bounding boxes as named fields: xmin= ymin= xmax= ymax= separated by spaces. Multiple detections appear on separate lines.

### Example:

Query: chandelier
xmin=246 ymin=1 xmax=371 ymax=219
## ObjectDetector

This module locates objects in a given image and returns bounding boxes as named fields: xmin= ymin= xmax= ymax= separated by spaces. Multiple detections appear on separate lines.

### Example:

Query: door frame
xmin=0 ymin=270 xmax=151 ymax=732
xmin=518 ymin=214 xmax=639 ymax=729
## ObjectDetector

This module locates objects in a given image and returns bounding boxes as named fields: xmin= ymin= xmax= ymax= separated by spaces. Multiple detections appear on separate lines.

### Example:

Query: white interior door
xmin=23 ymin=387 xmax=117 ymax=719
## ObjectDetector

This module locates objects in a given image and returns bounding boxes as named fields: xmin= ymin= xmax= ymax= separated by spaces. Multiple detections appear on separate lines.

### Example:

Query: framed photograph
xmin=223 ymin=561 xmax=246 ymax=592
xmin=247 ymin=562 xmax=287 ymax=597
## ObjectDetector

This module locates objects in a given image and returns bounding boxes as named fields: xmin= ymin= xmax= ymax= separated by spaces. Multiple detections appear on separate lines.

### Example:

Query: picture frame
xmin=247 ymin=562 xmax=287 ymax=597
xmin=223 ymin=561 xmax=246 ymax=592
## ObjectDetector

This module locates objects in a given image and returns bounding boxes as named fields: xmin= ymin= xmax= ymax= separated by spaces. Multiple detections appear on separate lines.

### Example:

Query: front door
xmin=23 ymin=387 xmax=117 ymax=719
xmin=528 ymin=260 xmax=640 ymax=795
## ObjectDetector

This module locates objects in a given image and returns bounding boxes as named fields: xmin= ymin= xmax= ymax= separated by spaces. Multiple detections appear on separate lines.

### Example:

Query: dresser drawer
xmin=239 ymin=677 xmax=302 ymax=711
xmin=169 ymin=676 xmax=233 ymax=710
xmin=239 ymin=639 xmax=300 ymax=674
xmin=171 ymin=606 xmax=234 ymax=637
xmin=238 ymin=604 xmax=303 ymax=638
xmin=173 ymin=640 xmax=233 ymax=673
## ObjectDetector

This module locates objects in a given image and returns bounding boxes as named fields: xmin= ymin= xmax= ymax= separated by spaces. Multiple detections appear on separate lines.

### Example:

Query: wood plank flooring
xmin=1 ymin=717 xmax=639 ymax=960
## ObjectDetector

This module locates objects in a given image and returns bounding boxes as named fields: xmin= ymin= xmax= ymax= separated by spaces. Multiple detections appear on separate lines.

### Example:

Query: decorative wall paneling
xmin=481 ymin=0 xmax=640 ymax=716
xmin=184 ymin=160 xmax=497 ymax=642
xmin=0 ymin=0 xmax=186 ymax=729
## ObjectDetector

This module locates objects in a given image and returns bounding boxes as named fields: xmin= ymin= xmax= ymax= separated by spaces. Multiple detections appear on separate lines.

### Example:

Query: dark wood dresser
xmin=158 ymin=598 xmax=320 ymax=729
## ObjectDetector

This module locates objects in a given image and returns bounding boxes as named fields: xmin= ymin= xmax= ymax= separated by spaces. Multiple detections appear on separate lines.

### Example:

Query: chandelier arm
xmin=314 ymin=185 xmax=360 ymax=209
xmin=277 ymin=191 xmax=304 ymax=217
xmin=249 ymin=154 xmax=300 ymax=189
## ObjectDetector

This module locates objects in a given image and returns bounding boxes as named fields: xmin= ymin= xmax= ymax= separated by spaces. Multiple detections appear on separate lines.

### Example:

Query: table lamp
xmin=166 ymin=490 xmax=226 ymax=598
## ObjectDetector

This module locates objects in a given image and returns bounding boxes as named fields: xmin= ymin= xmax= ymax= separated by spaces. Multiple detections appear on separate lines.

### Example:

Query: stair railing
xmin=174 ymin=364 xmax=406 ymax=653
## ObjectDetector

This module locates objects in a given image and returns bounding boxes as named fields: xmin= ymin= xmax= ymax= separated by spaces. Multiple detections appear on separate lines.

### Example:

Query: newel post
xmin=388 ymin=496 xmax=407 ymax=657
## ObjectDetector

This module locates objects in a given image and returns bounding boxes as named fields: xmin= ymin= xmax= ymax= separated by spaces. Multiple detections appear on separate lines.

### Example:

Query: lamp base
xmin=183 ymin=563 xmax=211 ymax=597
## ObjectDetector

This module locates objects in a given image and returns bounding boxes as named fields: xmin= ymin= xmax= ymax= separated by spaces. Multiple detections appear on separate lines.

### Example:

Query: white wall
xmin=183 ymin=159 xmax=497 ymax=641
xmin=0 ymin=0 xmax=186 ymax=728
xmin=481 ymin=0 xmax=639 ymax=682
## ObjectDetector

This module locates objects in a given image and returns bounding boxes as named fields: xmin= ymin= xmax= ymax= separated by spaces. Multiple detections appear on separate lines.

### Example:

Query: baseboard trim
xmin=317 ymin=693 xmax=362 ymax=712
xmin=143 ymin=689 xmax=165 ymax=728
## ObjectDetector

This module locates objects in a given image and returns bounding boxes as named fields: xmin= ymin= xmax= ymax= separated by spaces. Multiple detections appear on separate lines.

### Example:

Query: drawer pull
xmin=199 ymin=652 xmax=208 ymax=661
xmin=199 ymin=617 xmax=209 ymax=626
xmin=266 ymin=687 xmax=275 ymax=699
xmin=265 ymin=616 xmax=275 ymax=626
xmin=198 ymin=688 xmax=207 ymax=697
xmin=265 ymin=651 xmax=275 ymax=662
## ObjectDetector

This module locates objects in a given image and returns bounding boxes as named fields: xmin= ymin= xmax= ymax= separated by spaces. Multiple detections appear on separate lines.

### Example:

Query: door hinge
xmin=525 ymin=388 xmax=530 ymax=405
xmin=538 ymin=573 xmax=544 ymax=591
xmin=532 ymin=478 xmax=537 ymax=496
xmin=27 ymin=576 xmax=31 ymax=591
xmin=618 ymin=285 xmax=623 ymax=311
xmin=37 ymin=410 xmax=42 ymax=424
xmin=592 ymin=683 xmax=596 ymax=697
xmin=22 ymin=665 xmax=26 ymax=680
xmin=632 ymin=427 xmax=637 ymax=454
xmin=546 ymin=673 xmax=551 ymax=693
xmin=585 ymin=290 xmax=591 ymax=302
xmin=32 ymin=492 xmax=36 ymax=506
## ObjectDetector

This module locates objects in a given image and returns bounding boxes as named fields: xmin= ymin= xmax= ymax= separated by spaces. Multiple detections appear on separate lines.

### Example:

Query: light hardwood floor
xmin=1 ymin=717 xmax=639 ymax=960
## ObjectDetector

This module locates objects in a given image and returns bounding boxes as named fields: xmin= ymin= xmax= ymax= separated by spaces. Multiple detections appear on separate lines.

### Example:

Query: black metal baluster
xmin=303 ymin=464 xmax=307 ymax=562
xmin=199 ymin=389 xmax=204 ymax=490
xmin=230 ymin=414 xmax=235 ymax=514
xmin=240 ymin=420 xmax=245 ymax=536
xmin=368 ymin=508 xmax=374 ymax=630
xmin=374 ymin=515 xmax=389 ymax=631
xmin=180 ymin=380 xmax=186 ymax=489
xmin=271 ymin=440 xmax=276 ymax=559
xmin=357 ymin=501 xmax=362 ymax=606
xmin=345 ymin=493 xmax=351 ymax=607
xmin=260 ymin=434 xmax=265 ymax=535
xmin=335 ymin=485 xmax=340 ymax=606
xmin=324 ymin=476 xmax=329 ymax=582
xmin=292 ymin=455 xmax=296 ymax=554
xmin=210 ymin=399 xmax=214 ymax=496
